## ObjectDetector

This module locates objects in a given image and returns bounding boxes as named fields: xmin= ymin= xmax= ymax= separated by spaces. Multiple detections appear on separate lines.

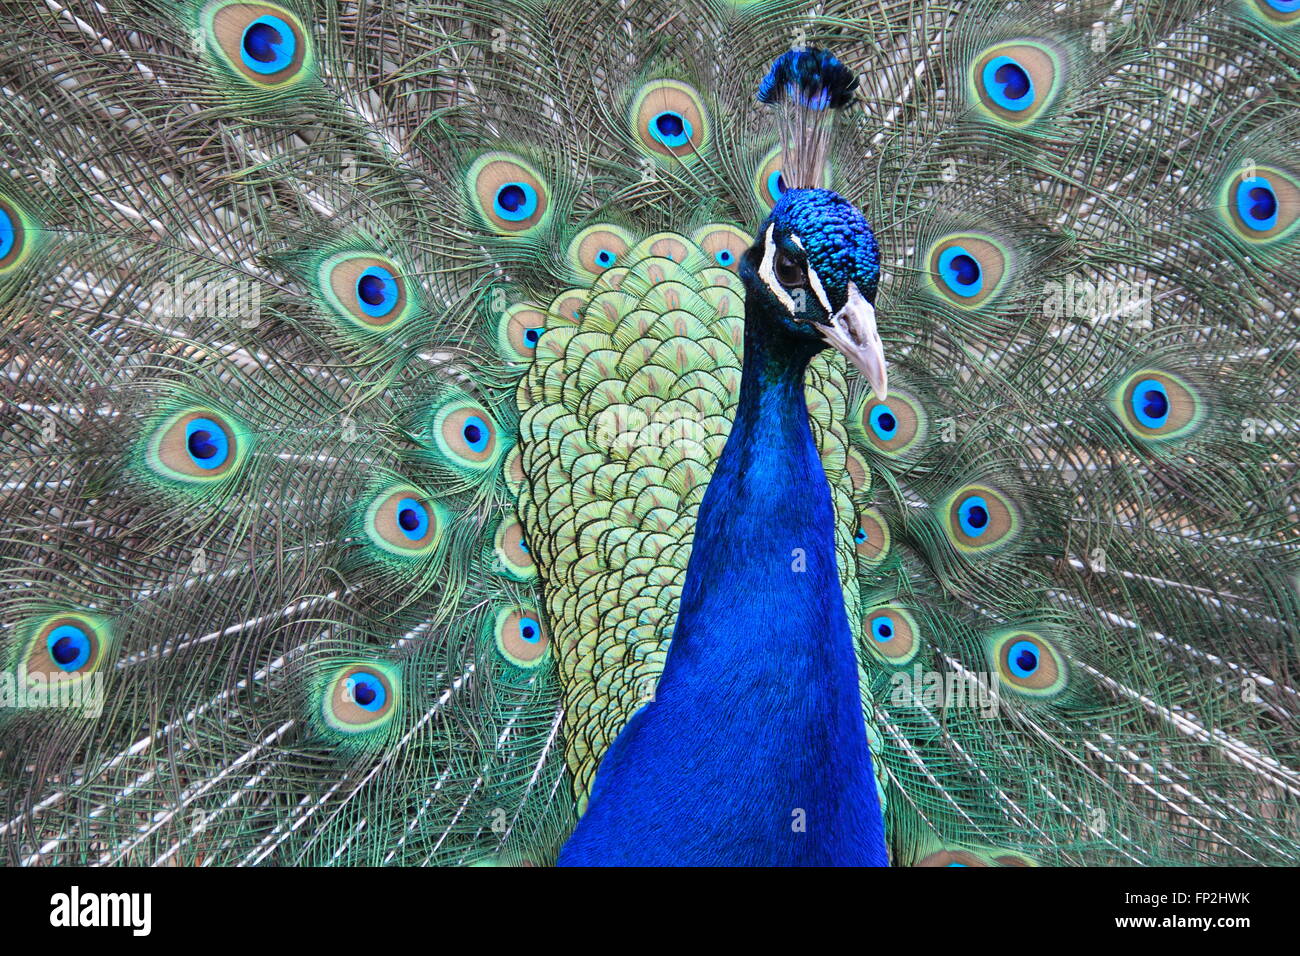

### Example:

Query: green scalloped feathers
xmin=495 ymin=222 xmax=748 ymax=338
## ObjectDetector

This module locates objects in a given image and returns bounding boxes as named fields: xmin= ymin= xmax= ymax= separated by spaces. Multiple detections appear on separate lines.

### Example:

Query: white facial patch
xmin=805 ymin=263 xmax=833 ymax=314
xmin=785 ymin=235 xmax=833 ymax=314
xmin=759 ymin=224 xmax=798 ymax=314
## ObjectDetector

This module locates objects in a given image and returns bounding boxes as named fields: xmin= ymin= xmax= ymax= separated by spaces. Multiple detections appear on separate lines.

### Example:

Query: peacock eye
xmin=146 ymin=406 xmax=248 ymax=484
xmin=320 ymin=663 xmax=400 ymax=736
xmin=774 ymin=249 xmax=804 ymax=287
xmin=47 ymin=624 xmax=93 ymax=671
xmin=494 ymin=607 xmax=549 ymax=668
xmin=23 ymin=613 xmax=114 ymax=687
xmin=319 ymin=251 xmax=413 ymax=333
xmin=204 ymin=2 xmax=311 ymax=89
xmin=362 ymin=483 xmax=444 ymax=559
xmin=987 ymin=630 xmax=1069 ymax=699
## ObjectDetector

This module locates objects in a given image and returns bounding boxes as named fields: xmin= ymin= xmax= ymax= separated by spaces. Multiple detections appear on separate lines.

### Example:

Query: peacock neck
xmin=560 ymin=298 xmax=889 ymax=864
xmin=643 ymin=300 xmax=887 ymax=863
xmin=667 ymin=303 xmax=849 ymax=683
xmin=731 ymin=311 xmax=823 ymax=448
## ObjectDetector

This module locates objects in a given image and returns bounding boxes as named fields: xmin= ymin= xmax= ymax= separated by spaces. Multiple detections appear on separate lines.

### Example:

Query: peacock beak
xmin=818 ymin=281 xmax=887 ymax=399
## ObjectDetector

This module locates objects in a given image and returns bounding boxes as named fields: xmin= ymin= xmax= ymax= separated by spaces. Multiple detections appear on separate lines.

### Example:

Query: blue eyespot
xmin=868 ymin=404 xmax=898 ymax=441
xmin=523 ymin=327 xmax=543 ymax=348
xmin=1263 ymin=0 xmax=1300 ymax=11
xmin=767 ymin=170 xmax=787 ymax=200
xmin=1007 ymin=640 xmax=1040 ymax=679
xmin=1236 ymin=176 xmax=1279 ymax=232
xmin=957 ymin=495 xmax=990 ymax=538
xmin=493 ymin=182 xmax=539 ymax=222
xmin=1130 ymin=378 xmax=1170 ymax=429
xmin=855 ymin=526 xmax=868 ymax=544
xmin=347 ymin=671 xmax=387 ymax=711
xmin=982 ymin=56 xmax=1034 ymax=111
xmin=937 ymin=246 xmax=983 ymax=297
xmin=461 ymin=415 xmax=490 ymax=453
xmin=355 ymin=266 xmax=400 ymax=318
xmin=240 ymin=16 xmax=296 ymax=75
xmin=0 ymin=208 xmax=14 ymax=261
xmin=595 ymin=248 xmax=617 ymax=268
xmin=185 ymin=418 xmax=230 ymax=470
xmin=518 ymin=616 xmax=542 ymax=644
xmin=395 ymin=498 xmax=429 ymax=541
xmin=870 ymin=615 xmax=894 ymax=643
xmin=47 ymin=624 xmax=93 ymax=671
xmin=715 ymin=249 xmax=734 ymax=267
xmin=649 ymin=111 xmax=693 ymax=149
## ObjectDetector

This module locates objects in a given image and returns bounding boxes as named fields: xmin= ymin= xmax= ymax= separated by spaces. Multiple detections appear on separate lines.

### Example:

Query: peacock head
xmin=739 ymin=187 xmax=886 ymax=398
xmin=743 ymin=47 xmax=886 ymax=397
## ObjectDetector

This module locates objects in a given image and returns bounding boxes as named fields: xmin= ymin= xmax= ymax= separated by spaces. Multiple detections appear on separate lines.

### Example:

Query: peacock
xmin=0 ymin=0 xmax=1297 ymax=867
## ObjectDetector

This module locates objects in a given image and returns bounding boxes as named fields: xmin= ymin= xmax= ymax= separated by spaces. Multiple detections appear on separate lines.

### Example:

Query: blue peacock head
xmin=740 ymin=48 xmax=888 ymax=398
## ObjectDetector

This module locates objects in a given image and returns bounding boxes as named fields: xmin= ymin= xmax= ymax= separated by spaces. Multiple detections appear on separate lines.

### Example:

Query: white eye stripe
xmin=806 ymin=264 xmax=833 ymax=313
xmin=759 ymin=223 xmax=797 ymax=313
xmin=763 ymin=229 xmax=832 ymax=315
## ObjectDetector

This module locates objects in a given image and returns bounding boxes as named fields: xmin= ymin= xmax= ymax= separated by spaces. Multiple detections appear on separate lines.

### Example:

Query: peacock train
xmin=0 ymin=0 xmax=1297 ymax=867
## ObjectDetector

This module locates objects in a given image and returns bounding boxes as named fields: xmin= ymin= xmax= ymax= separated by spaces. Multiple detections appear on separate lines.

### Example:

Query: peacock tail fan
xmin=0 ymin=0 xmax=1296 ymax=865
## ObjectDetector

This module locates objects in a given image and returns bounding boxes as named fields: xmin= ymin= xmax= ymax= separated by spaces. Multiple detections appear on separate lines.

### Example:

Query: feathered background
xmin=0 ymin=0 xmax=1296 ymax=865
